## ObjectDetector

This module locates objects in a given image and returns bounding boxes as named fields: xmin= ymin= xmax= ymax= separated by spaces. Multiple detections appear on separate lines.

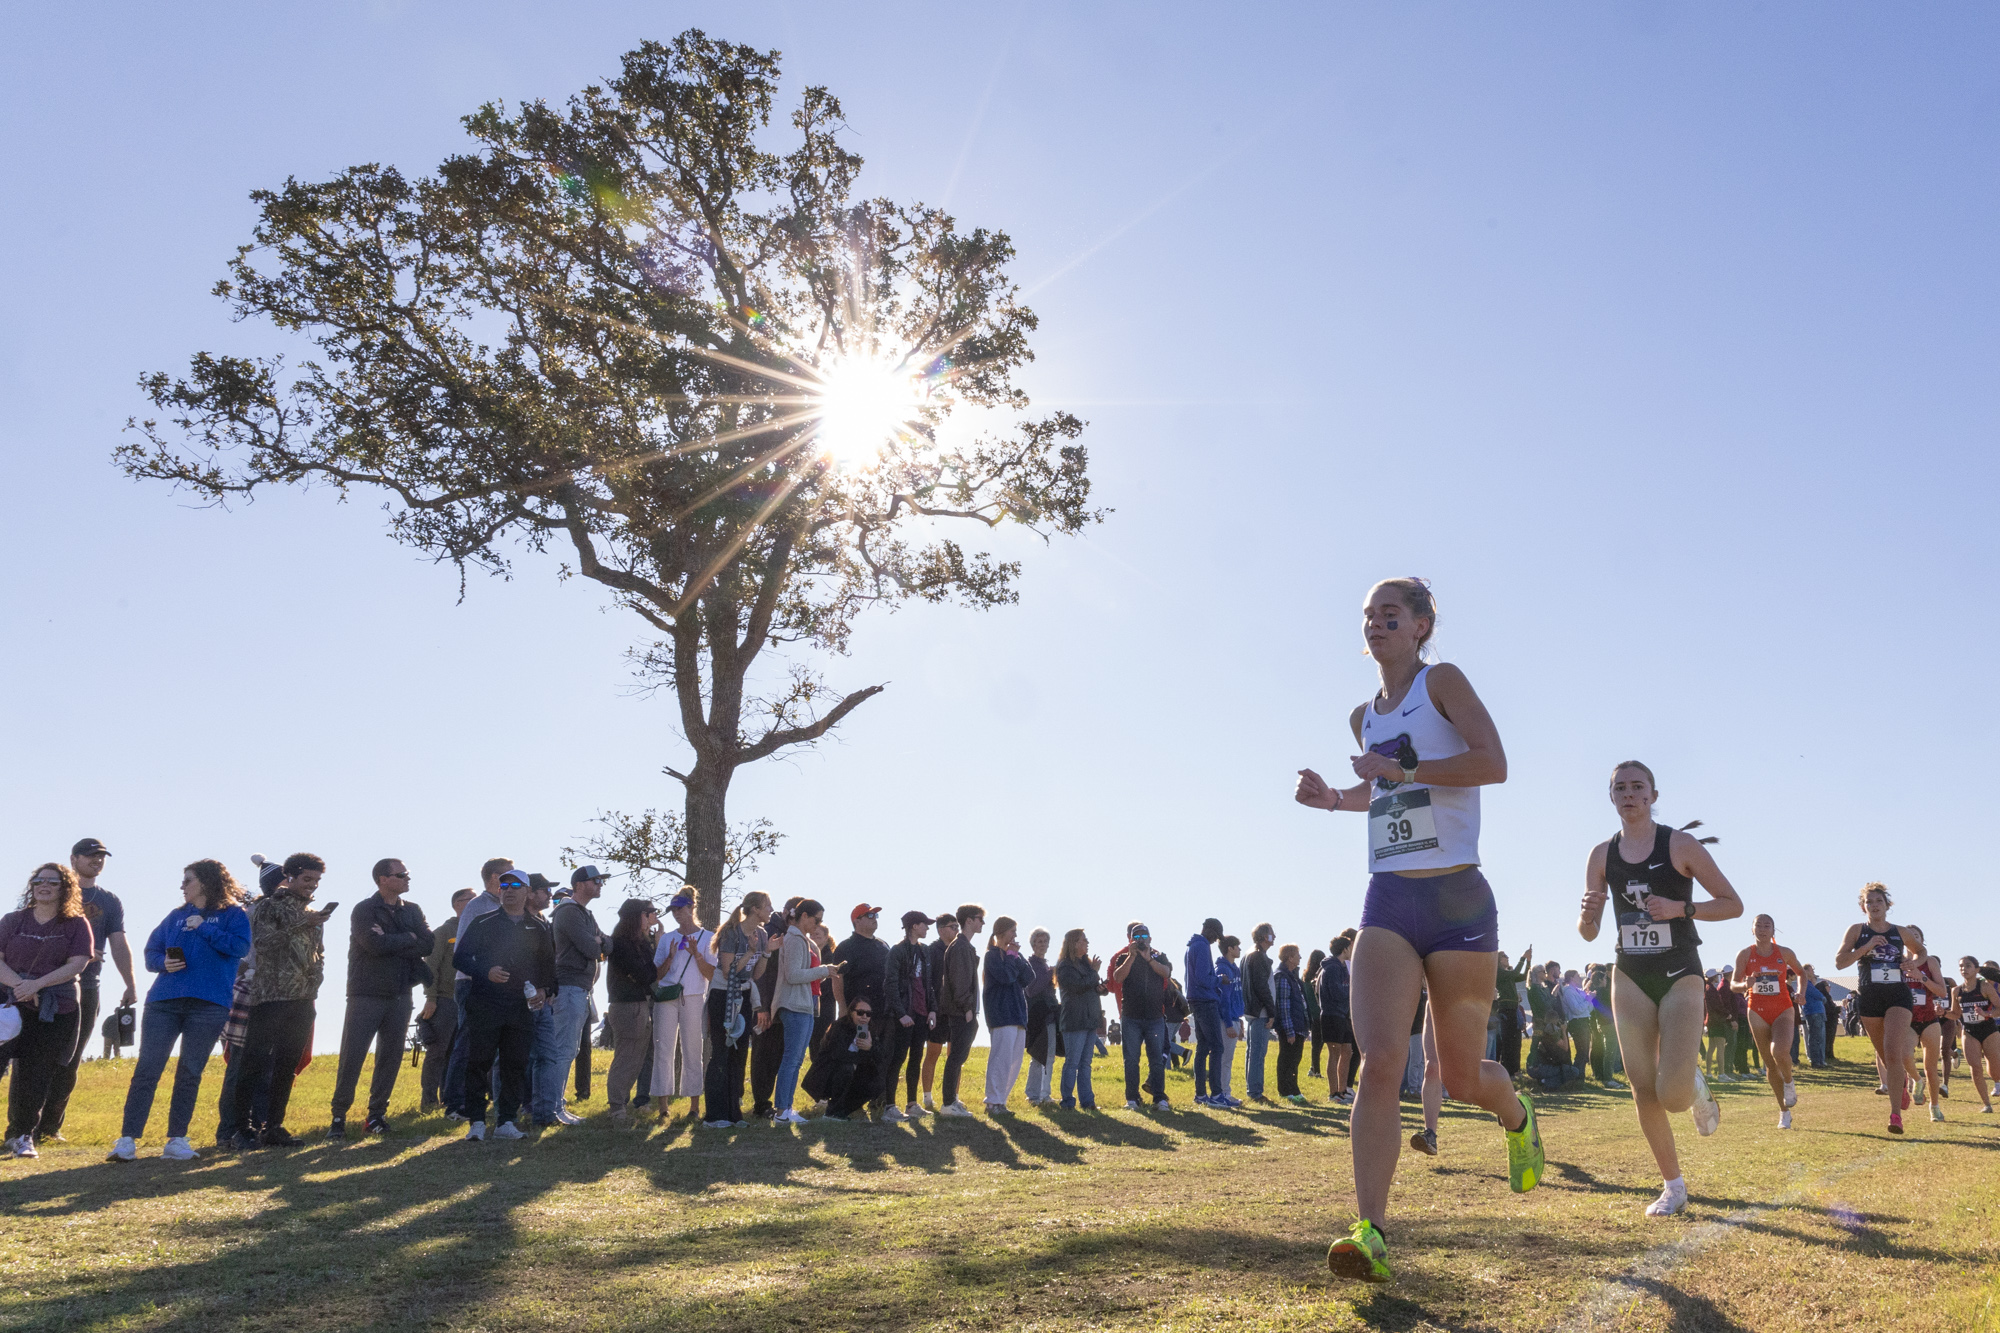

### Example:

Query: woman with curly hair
xmin=0 ymin=863 xmax=96 ymax=1157
xmin=107 ymin=860 xmax=252 ymax=1162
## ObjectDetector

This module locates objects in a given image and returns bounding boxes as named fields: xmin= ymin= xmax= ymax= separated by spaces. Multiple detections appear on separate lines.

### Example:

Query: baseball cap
xmin=571 ymin=865 xmax=607 ymax=886
xmin=526 ymin=873 xmax=561 ymax=893
xmin=496 ymin=870 xmax=530 ymax=890
xmin=900 ymin=910 xmax=933 ymax=928
xmin=72 ymin=838 xmax=111 ymax=858
xmin=1704 ymin=968 xmax=1719 ymax=979
xmin=851 ymin=903 xmax=882 ymax=922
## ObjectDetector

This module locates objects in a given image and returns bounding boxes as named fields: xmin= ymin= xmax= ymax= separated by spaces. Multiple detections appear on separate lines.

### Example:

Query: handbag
xmin=652 ymin=929 xmax=703 ymax=1003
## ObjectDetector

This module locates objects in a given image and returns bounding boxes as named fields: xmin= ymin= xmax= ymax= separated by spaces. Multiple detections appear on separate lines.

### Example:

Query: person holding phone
xmin=770 ymin=899 xmax=837 ymax=1126
xmin=108 ymin=860 xmax=251 ymax=1162
xmin=650 ymin=891 xmax=715 ymax=1121
xmin=229 ymin=853 xmax=337 ymax=1149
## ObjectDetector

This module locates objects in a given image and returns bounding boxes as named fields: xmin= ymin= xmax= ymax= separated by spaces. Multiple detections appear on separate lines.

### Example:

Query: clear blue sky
xmin=6 ymin=4 xmax=1995 ymax=1043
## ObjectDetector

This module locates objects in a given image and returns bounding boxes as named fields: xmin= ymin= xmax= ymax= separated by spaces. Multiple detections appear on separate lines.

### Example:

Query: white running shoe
xmin=1931 ymin=1104 xmax=1945 ymax=1123
xmin=1125 ymin=1098 xmax=1142 ymax=1110
xmin=1645 ymin=1180 xmax=1689 ymax=1217
xmin=1980 ymin=1104 xmax=1994 ymax=1114
xmin=554 ymin=1108 xmax=585 ymax=1126
xmin=777 ymin=1109 xmax=811 ymax=1126
xmin=493 ymin=1121 xmax=527 ymax=1140
xmin=904 ymin=1102 xmax=925 ymax=1118
xmin=1691 ymin=1071 xmax=1721 ymax=1138
xmin=922 ymin=1094 xmax=936 ymax=1112
xmin=8 ymin=1136 xmax=37 ymax=1159
xmin=881 ymin=1106 xmax=909 ymax=1123
xmin=107 ymin=1136 xmax=137 ymax=1163
xmin=161 ymin=1137 xmax=199 ymax=1160
xmin=1778 ymin=1109 xmax=1792 ymax=1130
xmin=1782 ymin=1081 xmax=1796 ymax=1109
xmin=939 ymin=1102 xmax=975 ymax=1118
xmin=465 ymin=1121 xmax=487 ymax=1142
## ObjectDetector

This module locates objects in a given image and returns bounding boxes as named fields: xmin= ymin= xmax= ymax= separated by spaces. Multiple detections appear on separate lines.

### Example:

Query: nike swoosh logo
xmin=1667 ymin=968 xmax=1687 ymax=977
xmin=1647 ymin=863 xmax=1665 ymax=870
xmin=1402 ymin=704 xmax=1426 ymax=717
xmin=1464 ymin=935 xmax=1482 ymax=942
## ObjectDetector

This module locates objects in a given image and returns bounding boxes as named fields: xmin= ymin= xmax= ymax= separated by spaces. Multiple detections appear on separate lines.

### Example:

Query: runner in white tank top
xmin=1295 ymin=578 xmax=1542 ymax=1285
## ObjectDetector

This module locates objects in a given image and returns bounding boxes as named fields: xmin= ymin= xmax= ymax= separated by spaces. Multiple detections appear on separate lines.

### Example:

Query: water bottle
xmin=522 ymin=981 xmax=538 ymax=1002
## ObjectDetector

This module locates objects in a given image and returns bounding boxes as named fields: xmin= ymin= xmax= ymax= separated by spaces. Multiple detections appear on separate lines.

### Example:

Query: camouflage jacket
xmin=245 ymin=891 xmax=327 ymax=1004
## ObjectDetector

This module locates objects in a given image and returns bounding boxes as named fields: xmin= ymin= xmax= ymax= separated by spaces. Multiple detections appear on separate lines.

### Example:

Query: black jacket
xmin=887 ymin=938 xmax=929 ymax=1024
xmin=1243 ymin=950 xmax=1276 ymax=1021
xmin=346 ymin=895 xmax=433 ymax=999
xmin=454 ymin=909 xmax=558 ymax=1009
xmin=832 ymin=932 xmax=890 ymax=1012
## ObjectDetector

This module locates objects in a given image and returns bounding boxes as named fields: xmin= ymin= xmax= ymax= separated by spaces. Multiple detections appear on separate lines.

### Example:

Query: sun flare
xmin=811 ymin=357 xmax=927 ymax=466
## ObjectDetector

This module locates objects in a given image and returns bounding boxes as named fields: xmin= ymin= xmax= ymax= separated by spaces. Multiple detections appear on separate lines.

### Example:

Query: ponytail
xmin=1679 ymin=819 xmax=1718 ymax=846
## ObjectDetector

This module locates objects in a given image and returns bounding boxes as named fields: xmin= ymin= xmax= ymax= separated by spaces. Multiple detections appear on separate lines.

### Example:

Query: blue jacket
xmin=143 ymin=903 xmax=252 ymax=1009
xmin=1216 ymin=957 xmax=1244 ymax=1025
xmin=1274 ymin=965 xmax=1309 ymax=1040
xmin=982 ymin=946 xmax=1034 ymax=1029
xmin=1183 ymin=933 xmax=1218 ymax=1005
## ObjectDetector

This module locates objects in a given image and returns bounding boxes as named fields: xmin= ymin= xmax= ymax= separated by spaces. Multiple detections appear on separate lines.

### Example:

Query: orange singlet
xmin=1744 ymin=944 xmax=1795 ymax=1023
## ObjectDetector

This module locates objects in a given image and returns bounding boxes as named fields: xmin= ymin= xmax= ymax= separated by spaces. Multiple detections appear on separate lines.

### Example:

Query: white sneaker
xmin=107 ymin=1136 xmax=137 ymax=1162
xmin=162 ymin=1137 xmax=200 ymax=1160
xmin=1931 ymin=1104 xmax=1945 ymax=1123
xmin=776 ymin=1109 xmax=810 ymax=1126
xmin=904 ymin=1102 xmax=925 ymax=1118
xmin=1126 ymin=1098 xmax=1142 ymax=1110
xmin=555 ymin=1109 xmax=585 ymax=1126
xmin=939 ymin=1102 xmax=975 ymax=1118
xmin=1644 ymin=1180 xmax=1689 ymax=1217
xmin=1691 ymin=1071 xmax=1721 ymax=1137
xmin=702 ymin=1119 xmax=734 ymax=1129
xmin=493 ymin=1121 xmax=526 ymax=1140
xmin=9 ymin=1136 xmax=38 ymax=1159
xmin=1782 ymin=1081 xmax=1797 ymax=1109
xmin=922 ymin=1094 xmax=936 ymax=1112
xmin=465 ymin=1121 xmax=487 ymax=1142
xmin=1778 ymin=1109 xmax=1792 ymax=1130
xmin=881 ymin=1105 xmax=909 ymax=1123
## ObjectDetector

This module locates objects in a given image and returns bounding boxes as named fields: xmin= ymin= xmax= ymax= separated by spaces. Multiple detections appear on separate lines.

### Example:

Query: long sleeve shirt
xmin=1274 ymin=966 xmax=1309 ymax=1040
xmin=940 ymin=936 xmax=980 ymax=1019
xmin=1183 ymin=934 xmax=1218 ymax=1004
xmin=423 ymin=921 xmax=458 ymax=1003
xmin=1243 ymin=950 xmax=1276 ymax=1021
xmin=453 ymin=909 xmax=557 ymax=1009
xmin=1216 ymin=958 xmax=1244 ymax=1025
xmin=142 ymin=904 xmax=251 ymax=1009
xmin=773 ymin=926 xmax=833 ymax=1016
xmin=244 ymin=892 xmax=328 ymax=1004
xmin=550 ymin=900 xmax=608 ymax=992
xmin=346 ymin=895 xmax=432 ymax=999
xmin=982 ymin=947 xmax=1034 ymax=1029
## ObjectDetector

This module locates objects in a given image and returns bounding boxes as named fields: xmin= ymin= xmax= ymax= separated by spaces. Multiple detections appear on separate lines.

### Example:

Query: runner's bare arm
xmin=1833 ymin=924 xmax=1870 ymax=970
xmin=1666 ymin=832 xmax=1742 ymax=921
xmin=1578 ymin=844 xmax=1609 ymax=942
xmin=1732 ymin=947 xmax=1755 ymax=992
xmin=1351 ymin=664 xmax=1506 ymax=789
xmin=1294 ymin=706 xmax=1374 ymax=812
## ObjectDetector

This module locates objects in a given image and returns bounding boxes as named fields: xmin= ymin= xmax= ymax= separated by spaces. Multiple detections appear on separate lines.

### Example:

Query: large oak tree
xmin=122 ymin=32 xmax=1099 ymax=923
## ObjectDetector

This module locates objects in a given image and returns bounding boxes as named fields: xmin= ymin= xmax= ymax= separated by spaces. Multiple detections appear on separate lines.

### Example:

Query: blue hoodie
xmin=144 ymin=903 xmax=252 ymax=1009
xmin=1183 ymin=932 xmax=1218 ymax=1005
xmin=1216 ymin=956 xmax=1244 ymax=1025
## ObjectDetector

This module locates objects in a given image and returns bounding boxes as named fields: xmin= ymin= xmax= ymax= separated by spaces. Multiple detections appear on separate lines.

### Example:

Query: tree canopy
xmin=122 ymin=31 xmax=1100 ymax=922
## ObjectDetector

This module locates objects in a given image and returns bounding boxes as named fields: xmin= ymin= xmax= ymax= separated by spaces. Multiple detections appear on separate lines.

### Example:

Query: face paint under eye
xmin=1387 ymin=620 xmax=1398 ymax=630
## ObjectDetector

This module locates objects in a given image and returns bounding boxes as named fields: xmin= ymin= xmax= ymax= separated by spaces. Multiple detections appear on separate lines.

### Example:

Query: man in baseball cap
xmin=42 ymin=838 xmax=132 ymax=1141
xmin=830 ymin=905 xmax=892 ymax=1118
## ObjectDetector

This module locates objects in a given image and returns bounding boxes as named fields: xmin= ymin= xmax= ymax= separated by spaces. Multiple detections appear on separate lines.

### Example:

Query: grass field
xmin=5 ymin=1035 xmax=1998 ymax=1332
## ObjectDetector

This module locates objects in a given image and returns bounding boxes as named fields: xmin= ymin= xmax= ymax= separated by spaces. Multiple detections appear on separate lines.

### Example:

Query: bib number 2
xmin=1369 ymin=786 xmax=1439 ymax=862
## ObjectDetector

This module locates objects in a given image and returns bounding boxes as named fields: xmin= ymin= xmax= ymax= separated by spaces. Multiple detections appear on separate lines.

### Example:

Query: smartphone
xmin=165 ymin=946 xmax=186 ymax=964
xmin=322 ymin=901 xmax=340 ymax=914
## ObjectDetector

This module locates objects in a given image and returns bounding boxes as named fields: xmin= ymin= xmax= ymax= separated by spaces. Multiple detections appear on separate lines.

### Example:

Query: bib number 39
xmin=1369 ymin=786 xmax=1440 ymax=862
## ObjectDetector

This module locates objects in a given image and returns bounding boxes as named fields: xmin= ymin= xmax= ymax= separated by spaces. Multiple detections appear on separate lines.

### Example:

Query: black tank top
xmin=1607 ymin=824 xmax=1702 ymax=958
xmin=1857 ymin=924 xmax=1906 ymax=987
xmin=1964 ymin=980 xmax=1996 ymax=1024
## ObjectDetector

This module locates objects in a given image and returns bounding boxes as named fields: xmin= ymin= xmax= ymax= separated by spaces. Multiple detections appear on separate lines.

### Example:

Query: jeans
xmin=1497 ymin=1004 xmax=1521 ymax=1075
xmin=420 ymin=991 xmax=457 ymax=1107
xmin=1806 ymin=1011 xmax=1827 ymax=1067
xmin=985 ymin=1025 xmax=1026 ymax=1107
xmin=1122 ymin=1016 xmax=1168 ymax=1103
xmin=121 ymin=997 xmax=229 ymax=1140
xmin=1276 ymin=1031 xmax=1305 ymax=1097
xmin=1190 ymin=1000 xmax=1223 ymax=1099
xmin=526 ymin=1001 xmax=556 ymax=1120
xmin=330 ymin=994 xmax=413 ymax=1122
xmin=701 ymin=990 xmax=751 ymax=1122
xmin=38 ymin=983 xmax=97 ymax=1137
xmin=1566 ymin=1017 xmax=1594 ymax=1080
xmin=442 ymin=977 xmax=474 ymax=1114
xmin=6 ymin=1004 xmax=81 ymax=1141
xmin=1062 ymin=1028 xmax=1098 ymax=1107
xmin=532 ymin=987 xmax=591 ymax=1121
xmin=1590 ymin=1014 xmax=1618 ymax=1081
xmin=1244 ymin=1016 xmax=1270 ymax=1097
xmin=606 ymin=1000 xmax=652 ymax=1112
xmin=775 ymin=1008 xmax=815 ymax=1113
xmin=462 ymin=997 xmax=534 ymax=1125
xmin=939 ymin=1015 xmax=978 ymax=1107
xmin=1025 ymin=1020 xmax=1057 ymax=1102
xmin=234 ymin=998 xmax=315 ymax=1133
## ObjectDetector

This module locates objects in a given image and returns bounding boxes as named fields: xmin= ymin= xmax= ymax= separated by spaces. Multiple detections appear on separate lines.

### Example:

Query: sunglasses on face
xmin=852 ymin=1010 xmax=872 ymax=1019
xmin=30 ymin=878 xmax=61 ymax=887
xmin=384 ymin=871 xmax=410 ymax=880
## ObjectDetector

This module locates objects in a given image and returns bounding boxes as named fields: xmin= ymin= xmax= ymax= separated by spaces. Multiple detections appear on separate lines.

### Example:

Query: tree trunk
xmin=683 ymin=764 xmax=732 ymax=928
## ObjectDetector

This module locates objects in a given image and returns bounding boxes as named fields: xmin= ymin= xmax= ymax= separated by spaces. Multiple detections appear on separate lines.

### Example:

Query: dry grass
xmin=3 ymin=1035 xmax=1997 ymax=1332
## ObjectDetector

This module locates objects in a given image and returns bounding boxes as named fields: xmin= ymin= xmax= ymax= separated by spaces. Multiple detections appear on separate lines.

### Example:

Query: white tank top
xmin=1357 ymin=664 xmax=1481 ymax=872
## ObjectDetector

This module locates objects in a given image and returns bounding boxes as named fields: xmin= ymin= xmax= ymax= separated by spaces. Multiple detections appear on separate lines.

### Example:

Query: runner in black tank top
xmin=1834 ymin=883 xmax=1922 ymax=1134
xmin=1951 ymin=958 xmax=2000 ymax=1114
xmin=1579 ymin=762 xmax=1743 ymax=1218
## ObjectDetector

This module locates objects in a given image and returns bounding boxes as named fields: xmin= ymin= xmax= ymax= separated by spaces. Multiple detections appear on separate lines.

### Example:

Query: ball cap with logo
xmin=72 ymin=838 xmax=111 ymax=858
xmin=851 ymin=903 xmax=883 ymax=922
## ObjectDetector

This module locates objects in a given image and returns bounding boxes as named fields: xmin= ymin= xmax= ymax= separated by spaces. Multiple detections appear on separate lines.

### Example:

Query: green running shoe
xmin=1505 ymin=1093 xmax=1544 ymax=1194
xmin=1327 ymin=1218 xmax=1393 ymax=1283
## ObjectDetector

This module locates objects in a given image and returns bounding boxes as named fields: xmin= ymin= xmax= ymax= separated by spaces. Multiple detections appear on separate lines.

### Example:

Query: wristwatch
xmin=1400 ymin=761 xmax=1419 ymax=784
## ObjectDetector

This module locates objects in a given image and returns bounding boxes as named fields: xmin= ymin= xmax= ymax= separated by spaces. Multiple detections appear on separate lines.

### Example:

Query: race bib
xmin=1752 ymin=978 xmax=1782 ymax=996
xmin=1871 ymin=965 xmax=1902 ymax=985
xmin=1618 ymin=914 xmax=1669 ymax=955
xmin=1369 ymin=786 xmax=1439 ymax=862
